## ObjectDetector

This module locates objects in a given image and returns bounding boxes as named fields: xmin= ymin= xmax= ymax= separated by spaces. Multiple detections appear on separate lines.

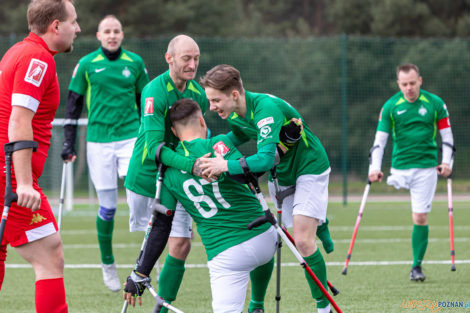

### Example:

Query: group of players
xmin=0 ymin=1 xmax=454 ymax=313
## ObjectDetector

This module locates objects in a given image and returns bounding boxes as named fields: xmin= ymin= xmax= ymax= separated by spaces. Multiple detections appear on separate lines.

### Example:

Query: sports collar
xmin=25 ymin=32 xmax=57 ymax=56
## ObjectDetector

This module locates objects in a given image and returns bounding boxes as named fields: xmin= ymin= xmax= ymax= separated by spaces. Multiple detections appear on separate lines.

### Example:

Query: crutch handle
xmin=247 ymin=209 xmax=277 ymax=230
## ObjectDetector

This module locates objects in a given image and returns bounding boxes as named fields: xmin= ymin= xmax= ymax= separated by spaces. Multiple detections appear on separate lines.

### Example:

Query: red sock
xmin=35 ymin=278 xmax=68 ymax=313
xmin=0 ymin=244 xmax=6 ymax=292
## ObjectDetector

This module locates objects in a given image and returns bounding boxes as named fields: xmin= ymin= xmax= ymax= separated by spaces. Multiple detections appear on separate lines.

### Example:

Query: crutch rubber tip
xmin=330 ymin=286 xmax=340 ymax=296
xmin=451 ymin=264 xmax=456 ymax=271
xmin=341 ymin=267 xmax=347 ymax=275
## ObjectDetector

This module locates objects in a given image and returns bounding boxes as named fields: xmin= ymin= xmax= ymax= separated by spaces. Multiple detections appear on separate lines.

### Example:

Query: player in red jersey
xmin=0 ymin=0 xmax=80 ymax=312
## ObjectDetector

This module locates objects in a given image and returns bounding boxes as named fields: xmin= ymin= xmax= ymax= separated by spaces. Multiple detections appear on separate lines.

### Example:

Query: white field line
xmin=6 ymin=259 xmax=470 ymax=269
xmin=59 ymin=225 xmax=470 ymax=236
xmin=58 ymin=236 xmax=470 ymax=249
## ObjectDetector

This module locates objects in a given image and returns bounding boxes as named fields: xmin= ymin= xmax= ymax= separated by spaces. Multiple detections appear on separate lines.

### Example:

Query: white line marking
xmin=59 ymin=237 xmax=470 ymax=249
xmin=6 ymin=260 xmax=470 ymax=269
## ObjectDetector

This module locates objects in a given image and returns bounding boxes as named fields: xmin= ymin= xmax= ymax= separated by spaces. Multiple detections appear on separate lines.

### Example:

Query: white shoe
xmin=102 ymin=263 xmax=121 ymax=292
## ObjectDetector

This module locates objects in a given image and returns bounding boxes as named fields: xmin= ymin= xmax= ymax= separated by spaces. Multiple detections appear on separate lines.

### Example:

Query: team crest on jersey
xmin=260 ymin=125 xmax=271 ymax=138
xmin=212 ymin=141 xmax=230 ymax=156
xmin=257 ymin=116 xmax=274 ymax=128
xmin=419 ymin=105 xmax=427 ymax=116
xmin=144 ymin=98 xmax=154 ymax=115
xmin=122 ymin=66 xmax=131 ymax=78
xmin=24 ymin=58 xmax=48 ymax=87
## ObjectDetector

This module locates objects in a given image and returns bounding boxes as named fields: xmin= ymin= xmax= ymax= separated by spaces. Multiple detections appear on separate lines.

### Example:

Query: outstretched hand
xmin=198 ymin=152 xmax=227 ymax=180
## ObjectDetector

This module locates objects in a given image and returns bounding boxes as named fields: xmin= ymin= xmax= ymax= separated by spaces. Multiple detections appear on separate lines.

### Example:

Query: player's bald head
xmin=167 ymin=34 xmax=198 ymax=56
xmin=97 ymin=15 xmax=121 ymax=32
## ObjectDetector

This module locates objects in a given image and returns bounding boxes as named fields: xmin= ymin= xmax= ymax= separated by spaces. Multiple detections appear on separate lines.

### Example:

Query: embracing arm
xmin=227 ymin=143 xmax=277 ymax=175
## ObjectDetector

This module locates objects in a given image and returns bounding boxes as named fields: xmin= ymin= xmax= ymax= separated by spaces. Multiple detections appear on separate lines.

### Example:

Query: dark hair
xmin=170 ymin=98 xmax=201 ymax=126
xmin=396 ymin=64 xmax=420 ymax=79
xmin=199 ymin=64 xmax=244 ymax=94
xmin=27 ymin=0 xmax=72 ymax=34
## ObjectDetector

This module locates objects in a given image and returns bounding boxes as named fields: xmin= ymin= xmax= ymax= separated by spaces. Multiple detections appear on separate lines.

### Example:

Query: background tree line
xmin=3 ymin=0 xmax=470 ymax=38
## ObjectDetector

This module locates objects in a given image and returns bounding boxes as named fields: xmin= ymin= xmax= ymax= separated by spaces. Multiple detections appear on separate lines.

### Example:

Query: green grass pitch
xmin=1 ymin=197 xmax=469 ymax=313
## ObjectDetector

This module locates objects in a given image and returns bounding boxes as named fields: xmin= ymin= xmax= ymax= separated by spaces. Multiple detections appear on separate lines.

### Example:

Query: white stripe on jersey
xmin=12 ymin=93 xmax=40 ymax=112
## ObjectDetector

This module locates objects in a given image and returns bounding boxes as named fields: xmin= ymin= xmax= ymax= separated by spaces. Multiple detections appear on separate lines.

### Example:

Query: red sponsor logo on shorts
xmin=144 ymin=97 xmax=154 ymax=114
xmin=212 ymin=141 xmax=230 ymax=156
xmin=24 ymin=58 xmax=48 ymax=87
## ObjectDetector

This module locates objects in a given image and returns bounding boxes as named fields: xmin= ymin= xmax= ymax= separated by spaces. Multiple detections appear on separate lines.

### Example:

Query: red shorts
xmin=0 ymin=185 xmax=57 ymax=247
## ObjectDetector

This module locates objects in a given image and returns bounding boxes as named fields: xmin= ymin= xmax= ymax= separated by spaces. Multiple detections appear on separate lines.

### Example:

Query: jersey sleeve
xmin=68 ymin=59 xmax=88 ymax=96
xmin=253 ymin=98 xmax=284 ymax=149
xmin=435 ymin=96 xmax=451 ymax=130
xmin=11 ymin=52 xmax=56 ymax=112
xmin=376 ymin=102 xmax=392 ymax=133
xmin=135 ymin=57 xmax=149 ymax=94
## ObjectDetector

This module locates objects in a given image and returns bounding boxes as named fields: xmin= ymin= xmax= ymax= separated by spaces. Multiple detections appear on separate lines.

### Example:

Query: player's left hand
xmin=199 ymin=152 xmax=227 ymax=180
xmin=123 ymin=271 xmax=149 ymax=307
xmin=437 ymin=163 xmax=452 ymax=177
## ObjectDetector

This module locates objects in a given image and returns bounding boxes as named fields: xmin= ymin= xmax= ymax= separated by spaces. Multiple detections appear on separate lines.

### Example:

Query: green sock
xmin=96 ymin=215 xmax=114 ymax=264
xmin=304 ymin=249 xmax=329 ymax=309
xmin=248 ymin=257 xmax=274 ymax=312
xmin=158 ymin=254 xmax=186 ymax=313
xmin=412 ymin=224 xmax=429 ymax=267
xmin=316 ymin=218 xmax=334 ymax=253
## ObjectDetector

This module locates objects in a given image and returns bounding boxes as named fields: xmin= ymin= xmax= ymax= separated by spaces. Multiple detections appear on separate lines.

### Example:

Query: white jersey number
xmin=182 ymin=179 xmax=230 ymax=218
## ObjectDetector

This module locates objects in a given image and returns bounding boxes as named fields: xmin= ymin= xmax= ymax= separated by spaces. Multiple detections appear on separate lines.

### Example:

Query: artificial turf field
xmin=1 ymin=196 xmax=469 ymax=313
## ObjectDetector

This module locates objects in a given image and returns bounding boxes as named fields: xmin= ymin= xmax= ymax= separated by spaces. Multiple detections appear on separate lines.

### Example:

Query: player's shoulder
xmin=187 ymin=80 xmax=206 ymax=97
xmin=120 ymin=48 xmax=145 ymax=63
xmin=383 ymin=91 xmax=403 ymax=108
xmin=419 ymin=89 xmax=445 ymax=105
xmin=16 ymin=40 xmax=55 ymax=67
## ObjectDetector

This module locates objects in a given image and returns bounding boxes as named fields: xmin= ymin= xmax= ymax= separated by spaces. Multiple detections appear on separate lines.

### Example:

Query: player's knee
xmin=169 ymin=237 xmax=191 ymax=259
xmin=413 ymin=213 xmax=428 ymax=225
xmin=295 ymin=237 xmax=317 ymax=257
xmin=98 ymin=206 xmax=116 ymax=221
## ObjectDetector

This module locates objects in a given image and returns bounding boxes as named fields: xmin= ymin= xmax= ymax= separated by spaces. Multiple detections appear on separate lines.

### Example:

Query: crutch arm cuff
xmin=4 ymin=141 xmax=38 ymax=154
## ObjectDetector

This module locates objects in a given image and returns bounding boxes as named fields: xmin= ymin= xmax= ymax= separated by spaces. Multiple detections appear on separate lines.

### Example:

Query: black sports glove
xmin=61 ymin=141 xmax=76 ymax=161
xmin=280 ymin=120 xmax=302 ymax=148
xmin=61 ymin=124 xmax=77 ymax=161
xmin=124 ymin=271 xmax=150 ymax=297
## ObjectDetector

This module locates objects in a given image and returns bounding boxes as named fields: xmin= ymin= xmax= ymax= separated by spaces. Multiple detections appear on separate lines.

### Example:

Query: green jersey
xmin=228 ymin=91 xmax=329 ymax=186
xmin=377 ymin=89 xmax=449 ymax=169
xmin=161 ymin=135 xmax=271 ymax=260
xmin=125 ymin=71 xmax=208 ymax=197
xmin=68 ymin=47 xmax=149 ymax=142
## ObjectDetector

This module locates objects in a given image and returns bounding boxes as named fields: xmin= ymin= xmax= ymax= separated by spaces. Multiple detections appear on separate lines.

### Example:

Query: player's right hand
xmin=60 ymin=141 xmax=76 ymax=162
xmin=123 ymin=271 xmax=149 ymax=307
xmin=16 ymin=184 xmax=41 ymax=211
xmin=368 ymin=171 xmax=383 ymax=182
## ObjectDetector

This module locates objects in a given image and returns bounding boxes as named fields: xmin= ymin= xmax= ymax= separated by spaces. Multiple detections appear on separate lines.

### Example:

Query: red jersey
xmin=0 ymin=32 xmax=59 ymax=181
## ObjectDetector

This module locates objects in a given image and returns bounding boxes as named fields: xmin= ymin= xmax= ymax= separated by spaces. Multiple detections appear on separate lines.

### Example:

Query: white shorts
xmin=387 ymin=167 xmax=437 ymax=213
xmin=126 ymin=189 xmax=153 ymax=232
xmin=125 ymin=189 xmax=192 ymax=237
xmin=87 ymin=138 xmax=136 ymax=190
xmin=268 ymin=168 xmax=330 ymax=228
xmin=208 ymin=227 xmax=277 ymax=313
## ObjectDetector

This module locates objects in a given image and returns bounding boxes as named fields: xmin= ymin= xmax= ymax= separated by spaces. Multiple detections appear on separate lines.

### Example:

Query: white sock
xmin=318 ymin=304 xmax=331 ymax=313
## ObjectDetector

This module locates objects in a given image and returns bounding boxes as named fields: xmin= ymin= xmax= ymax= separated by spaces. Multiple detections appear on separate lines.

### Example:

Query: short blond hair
xmin=27 ymin=0 xmax=73 ymax=34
